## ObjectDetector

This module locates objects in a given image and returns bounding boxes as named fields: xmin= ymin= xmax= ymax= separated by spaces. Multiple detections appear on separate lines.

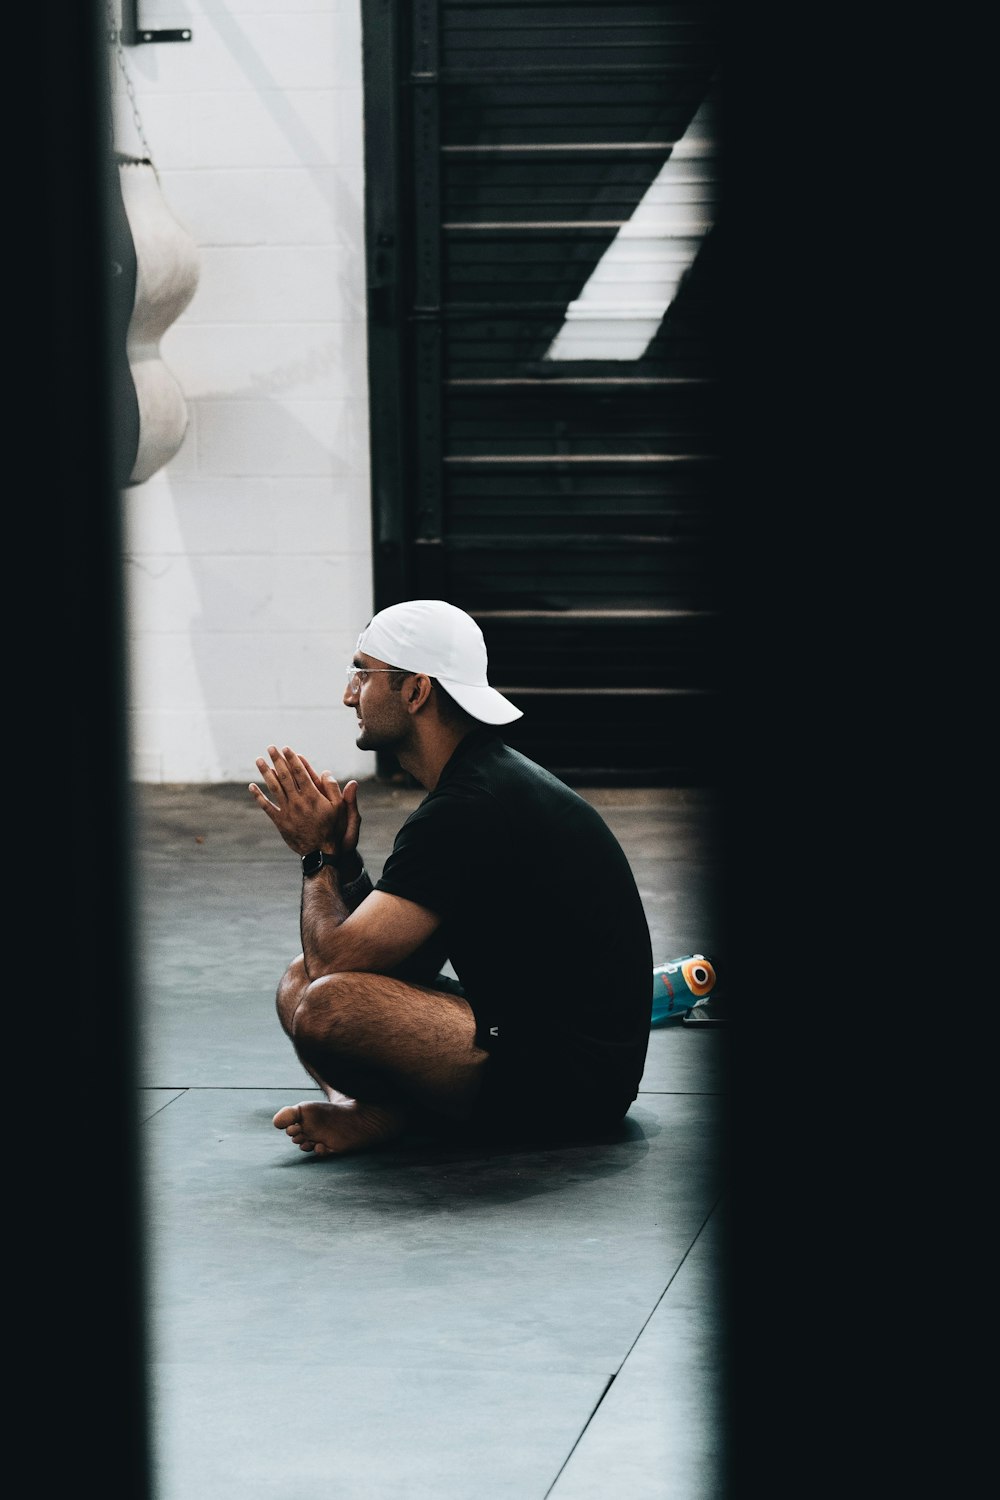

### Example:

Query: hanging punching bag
xmin=107 ymin=150 xmax=141 ymax=490
xmin=112 ymin=152 xmax=200 ymax=487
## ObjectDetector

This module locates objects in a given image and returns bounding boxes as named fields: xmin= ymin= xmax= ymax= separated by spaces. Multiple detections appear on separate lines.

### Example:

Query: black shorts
xmin=425 ymin=972 xmax=635 ymax=1144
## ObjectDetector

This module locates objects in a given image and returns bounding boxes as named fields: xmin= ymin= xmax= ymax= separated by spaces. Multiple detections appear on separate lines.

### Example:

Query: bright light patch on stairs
xmin=544 ymin=92 xmax=718 ymax=362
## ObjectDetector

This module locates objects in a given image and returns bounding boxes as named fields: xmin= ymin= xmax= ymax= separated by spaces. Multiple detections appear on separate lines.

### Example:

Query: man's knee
xmin=289 ymin=970 xmax=371 ymax=1053
xmin=283 ymin=970 xmax=485 ymax=1116
xmin=275 ymin=954 xmax=309 ymax=1033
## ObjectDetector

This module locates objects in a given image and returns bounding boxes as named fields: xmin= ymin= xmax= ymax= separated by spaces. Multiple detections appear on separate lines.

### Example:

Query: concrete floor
xmin=134 ymin=778 xmax=729 ymax=1499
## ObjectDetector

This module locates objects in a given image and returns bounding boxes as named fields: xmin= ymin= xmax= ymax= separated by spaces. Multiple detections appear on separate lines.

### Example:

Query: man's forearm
xmin=299 ymin=859 xmax=374 ymax=976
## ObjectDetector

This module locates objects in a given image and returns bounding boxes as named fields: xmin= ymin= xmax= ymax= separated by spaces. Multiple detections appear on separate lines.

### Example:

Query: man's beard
xmin=355 ymin=720 xmax=406 ymax=754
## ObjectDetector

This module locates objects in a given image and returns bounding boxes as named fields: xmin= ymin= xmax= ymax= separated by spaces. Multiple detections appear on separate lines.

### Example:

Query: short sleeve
xmin=375 ymin=790 xmax=502 ymax=917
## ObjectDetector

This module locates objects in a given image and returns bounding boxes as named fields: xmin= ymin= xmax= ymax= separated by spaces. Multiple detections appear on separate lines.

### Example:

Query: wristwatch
xmin=301 ymin=849 xmax=336 ymax=877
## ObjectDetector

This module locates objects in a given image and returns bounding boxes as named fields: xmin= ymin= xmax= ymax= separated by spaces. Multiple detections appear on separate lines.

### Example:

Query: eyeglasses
xmin=344 ymin=665 xmax=406 ymax=693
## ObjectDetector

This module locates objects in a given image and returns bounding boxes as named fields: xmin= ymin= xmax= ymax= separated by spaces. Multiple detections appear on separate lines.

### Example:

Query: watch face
xmin=302 ymin=850 xmax=325 ymax=876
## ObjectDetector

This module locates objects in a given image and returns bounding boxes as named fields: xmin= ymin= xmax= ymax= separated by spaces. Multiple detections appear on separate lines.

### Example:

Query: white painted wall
xmin=109 ymin=0 xmax=374 ymax=783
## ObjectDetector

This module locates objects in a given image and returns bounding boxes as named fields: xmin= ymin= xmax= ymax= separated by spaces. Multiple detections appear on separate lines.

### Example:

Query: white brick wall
xmin=110 ymin=0 xmax=374 ymax=782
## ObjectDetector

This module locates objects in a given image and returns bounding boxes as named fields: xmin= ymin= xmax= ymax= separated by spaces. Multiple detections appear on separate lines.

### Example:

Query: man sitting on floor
xmin=250 ymin=599 xmax=653 ymax=1156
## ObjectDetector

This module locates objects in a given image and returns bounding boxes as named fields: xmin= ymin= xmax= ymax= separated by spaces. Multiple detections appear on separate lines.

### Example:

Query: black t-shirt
xmin=375 ymin=728 xmax=653 ymax=1107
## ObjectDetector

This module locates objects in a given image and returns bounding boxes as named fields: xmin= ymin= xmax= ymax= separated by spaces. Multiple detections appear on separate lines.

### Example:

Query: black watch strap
xmin=301 ymin=849 xmax=336 ymax=877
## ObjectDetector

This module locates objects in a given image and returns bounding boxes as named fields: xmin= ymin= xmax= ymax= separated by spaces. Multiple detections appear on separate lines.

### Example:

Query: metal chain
xmin=106 ymin=0 xmax=157 ymax=167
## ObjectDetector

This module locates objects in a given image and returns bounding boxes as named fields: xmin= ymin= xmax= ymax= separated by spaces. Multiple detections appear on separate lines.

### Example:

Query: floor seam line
xmin=542 ymin=1192 xmax=724 ymax=1497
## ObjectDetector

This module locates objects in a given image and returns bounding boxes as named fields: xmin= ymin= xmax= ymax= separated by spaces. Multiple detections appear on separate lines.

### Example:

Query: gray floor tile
xmin=143 ymin=1091 xmax=725 ymax=1373
xmin=550 ymin=1206 xmax=728 ymax=1500
xmin=638 ymin=1026 xmax=729 ymax=1095
xmin=140 ymin=1088 xmax=186 ymax=1123
xmin=152 ymin=1362 xmax=610 ymax=1500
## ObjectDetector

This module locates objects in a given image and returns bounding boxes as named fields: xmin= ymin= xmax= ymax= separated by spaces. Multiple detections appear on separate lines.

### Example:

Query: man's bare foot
xmin=272 ymin=1099 xmax=406 ymax=1157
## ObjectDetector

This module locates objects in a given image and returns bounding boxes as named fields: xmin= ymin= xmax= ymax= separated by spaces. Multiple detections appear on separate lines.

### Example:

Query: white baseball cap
xmin=356 ymin=599 xmax=523 ymax=725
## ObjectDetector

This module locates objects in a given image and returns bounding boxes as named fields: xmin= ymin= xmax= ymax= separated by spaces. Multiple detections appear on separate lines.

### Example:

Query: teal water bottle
xmin=651 ymin=954 xmax=717 ymax=1027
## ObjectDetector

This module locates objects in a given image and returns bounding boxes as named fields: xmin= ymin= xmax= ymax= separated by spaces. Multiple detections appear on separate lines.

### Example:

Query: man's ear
xmin=406 ymin=674 xmax=434 ymax=712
